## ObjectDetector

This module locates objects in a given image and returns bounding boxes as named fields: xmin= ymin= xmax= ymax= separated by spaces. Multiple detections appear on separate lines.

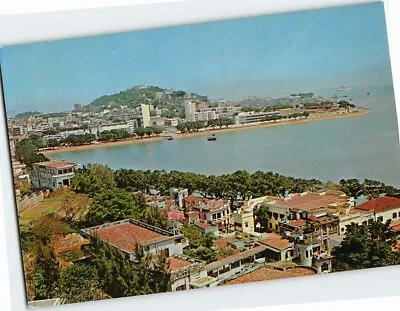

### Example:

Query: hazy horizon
xmin=0 ymin=2 xmax=394 ymax=115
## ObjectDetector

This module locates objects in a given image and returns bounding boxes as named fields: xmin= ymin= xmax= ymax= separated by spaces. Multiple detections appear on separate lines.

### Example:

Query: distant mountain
xmin=14 ymin=111 xmax=42 ymax=119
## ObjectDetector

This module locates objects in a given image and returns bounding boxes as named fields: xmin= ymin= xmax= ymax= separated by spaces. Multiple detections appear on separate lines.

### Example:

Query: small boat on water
xmin=207 ymin=134 xmax=217 ymax=141
xmin=337 ymin=86 xmax=351 ymax=92
xmin=167 ymin=136 xmax=174 ymax=141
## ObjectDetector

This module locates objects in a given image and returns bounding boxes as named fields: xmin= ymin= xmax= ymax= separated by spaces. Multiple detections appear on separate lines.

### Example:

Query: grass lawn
xmin=19 ymin=196 xmax=63 ymax=227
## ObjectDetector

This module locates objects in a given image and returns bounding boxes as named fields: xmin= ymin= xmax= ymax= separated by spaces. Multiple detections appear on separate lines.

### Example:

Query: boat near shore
xmin=207 ymin=134 xmax=217 ymax=141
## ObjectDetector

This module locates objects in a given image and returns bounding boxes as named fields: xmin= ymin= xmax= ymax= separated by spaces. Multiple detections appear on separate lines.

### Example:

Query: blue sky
xmin=0 ymin=2 xmax=393 ymax=114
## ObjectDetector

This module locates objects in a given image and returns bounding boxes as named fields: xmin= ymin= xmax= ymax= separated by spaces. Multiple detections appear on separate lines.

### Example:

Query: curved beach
xmin=41 ymin=108 xmax=371 ymax=155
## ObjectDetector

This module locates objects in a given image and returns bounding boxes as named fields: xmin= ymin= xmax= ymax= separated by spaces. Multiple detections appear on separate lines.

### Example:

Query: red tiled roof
xmin=224 ymin=267 xmax=316 ymax=285
xmin=92 ymin=223 xmax=166 ymax=253
xmin=169 ymin=257 xmax=192 ymax=272
xmin=257 ymin=233 xmax=293 ymax=251
xmin=272 ymin=193 xmax=348 ymax=211
xmin=354 ymin=197 xmax=400 ymax=212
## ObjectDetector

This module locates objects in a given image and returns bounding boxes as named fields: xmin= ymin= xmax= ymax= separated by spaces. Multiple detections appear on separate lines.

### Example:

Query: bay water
xmin=49 ymin=84 xmax=400 ymax=187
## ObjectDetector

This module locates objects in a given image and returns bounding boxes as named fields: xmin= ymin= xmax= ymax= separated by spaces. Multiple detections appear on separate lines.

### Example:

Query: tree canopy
xmin=332 ymin=221 xmax=400 ymax=271
xmin=71 ymin=164 xmax=116 ymax=196
xmin=85 ymin=188 xmax=144 ymax=226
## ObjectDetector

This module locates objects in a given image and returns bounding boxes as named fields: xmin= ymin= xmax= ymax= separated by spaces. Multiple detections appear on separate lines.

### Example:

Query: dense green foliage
xmin=87 ymin=238 xmax=170 ymax=297
xmin=27 ymin=242 xmax=60 ymax=300
xmin=332 ymin=221 xmax=400 ymax=271
xmin=114 ymin=169 xmax=323 ymax=201
xmin=254 ymin=204 xmax=269 ymax=232
xmin=99 ymin=129 xmax=131 ymax=142
xmin=85 ymin=188 xmax=144 ymax=226
xmin=57 ymin=264 xmax=103 ymax=303
xmin=338 ymin=100 xmax=355 ymax=108
xmin=72 ymin=164 xmax=116 ymax=196
xmin=15 ymin=136 xmax=49 ymax=168
xmin=180 ymin=224 xmax=217 ymax=263
xmin=339 ymin=178 xmax=400 ymax=199
xmin=207 ymin=118 xmax=235 ymax=129
xmin=63 ymin=133 xmax=96 ymax=146
xmin=176 ymin=121 xmax=206 ymax=133
xmin=87 ymin=86 xmax=164 ymax=109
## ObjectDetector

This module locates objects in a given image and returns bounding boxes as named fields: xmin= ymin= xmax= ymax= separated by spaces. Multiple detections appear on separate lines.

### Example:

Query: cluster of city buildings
xmin=29 ymin=162 xmax=395 ymax=292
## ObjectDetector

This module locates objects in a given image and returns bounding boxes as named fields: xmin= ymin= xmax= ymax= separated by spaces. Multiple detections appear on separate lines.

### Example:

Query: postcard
xmin=0 ymin=1 xmax=399 ymax=308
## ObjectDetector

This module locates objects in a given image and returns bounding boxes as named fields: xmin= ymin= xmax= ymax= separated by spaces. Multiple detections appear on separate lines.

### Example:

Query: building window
xmin=341 ymin=227 xmax=345 ymax=232
xmin=377 ymin=216 xmax=383 ymax=222
xmin=245 ymin=222 xmax=249 ymax=228
xmin=393 ymin=212 xmax=397 ymax=219
xmin=58 ymin=170 xmax=62 ymax=174
xmin=174 ymin=238 xmax=182 ymax=245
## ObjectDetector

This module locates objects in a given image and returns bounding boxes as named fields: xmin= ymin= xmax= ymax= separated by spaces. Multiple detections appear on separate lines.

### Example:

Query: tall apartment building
xmin=184 ymin=102 xmax=197 ymax=122
xmin=140 ymin=103 xmax=151 ymax=128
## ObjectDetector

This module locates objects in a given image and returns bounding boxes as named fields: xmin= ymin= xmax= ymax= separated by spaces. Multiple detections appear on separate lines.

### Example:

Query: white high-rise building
xmin=184 ymin=102 xmax=197 ymax=122
xmin=140 ymin=103 xmax=151 ymax=127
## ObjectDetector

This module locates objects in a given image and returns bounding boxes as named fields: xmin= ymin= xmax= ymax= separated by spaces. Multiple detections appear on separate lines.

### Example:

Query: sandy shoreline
xmin=42 ymin=109 xmax=371 ymax=155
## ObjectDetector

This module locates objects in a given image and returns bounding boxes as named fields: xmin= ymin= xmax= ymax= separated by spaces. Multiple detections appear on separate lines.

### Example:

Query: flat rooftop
xmin=35 ymin=160 xmax=75 ymax=168
xmin=84 ymin=220 xmax=174 ymax=253
xmin=224 ymin=267 xmax=316 ymax=286
xmin=206 ymin=245 xmax=267 ymax=271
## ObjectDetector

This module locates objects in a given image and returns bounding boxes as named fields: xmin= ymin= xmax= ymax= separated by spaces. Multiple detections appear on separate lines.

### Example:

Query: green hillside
xmin=85 ymin=85 xmax=209 ymax=110
xmin=86 ymin=86 xmax=164 ymax=110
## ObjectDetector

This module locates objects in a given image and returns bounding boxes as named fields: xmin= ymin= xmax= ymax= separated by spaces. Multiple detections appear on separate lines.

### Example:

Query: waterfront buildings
xmin=31 ymin=160 xmax=77 ymax=191
xmin=234 ymin=111 xmax=281 ymax=125
xmin=184 ymin=101 xmax=239 ymax=122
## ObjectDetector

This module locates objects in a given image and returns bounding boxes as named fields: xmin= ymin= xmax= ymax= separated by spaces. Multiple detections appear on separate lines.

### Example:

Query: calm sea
xmin=49 ymin=84 xmax=400 ymax=187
